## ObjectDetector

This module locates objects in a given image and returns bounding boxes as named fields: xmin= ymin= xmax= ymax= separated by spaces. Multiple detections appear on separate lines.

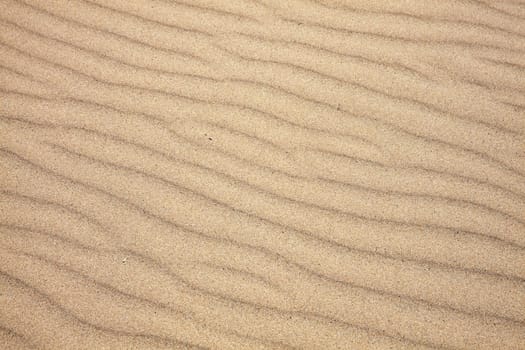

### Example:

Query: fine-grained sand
xmin=1 ymin=0 xmax=525 ymax=349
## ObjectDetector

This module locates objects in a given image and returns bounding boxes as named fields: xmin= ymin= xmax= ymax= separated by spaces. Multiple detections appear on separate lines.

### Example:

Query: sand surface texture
xmin=1 ymin=0 xmax=525 ymax=349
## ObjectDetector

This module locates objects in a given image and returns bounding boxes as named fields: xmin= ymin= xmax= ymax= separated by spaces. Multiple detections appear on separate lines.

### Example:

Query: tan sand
xmin=1 ymin=0 xmax=525 ymax=349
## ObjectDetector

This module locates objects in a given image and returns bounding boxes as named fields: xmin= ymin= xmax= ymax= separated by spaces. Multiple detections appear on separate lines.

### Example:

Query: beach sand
xmin=1 ymin=0 xmax=525 ymax=349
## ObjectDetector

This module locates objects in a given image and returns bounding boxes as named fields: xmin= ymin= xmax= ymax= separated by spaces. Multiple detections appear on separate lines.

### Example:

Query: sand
xmin=1 ymin=0 xmax=525 ymax=349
